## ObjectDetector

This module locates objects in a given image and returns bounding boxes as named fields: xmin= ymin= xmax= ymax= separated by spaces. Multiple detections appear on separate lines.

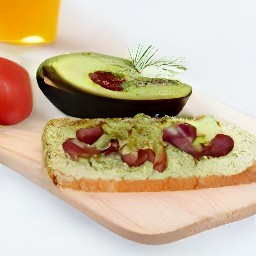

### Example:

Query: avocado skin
xmin=37 ymin=76 xmax=191 ymax=118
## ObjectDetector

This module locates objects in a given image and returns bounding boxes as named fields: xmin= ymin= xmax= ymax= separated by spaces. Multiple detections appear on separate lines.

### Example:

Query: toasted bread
xmin=42 ymin=114 xmax=256 ymax=192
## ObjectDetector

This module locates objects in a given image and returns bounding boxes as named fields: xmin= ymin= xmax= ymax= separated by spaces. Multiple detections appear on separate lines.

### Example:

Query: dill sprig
xmin=128 ymin=44 xmax=187 ymax=79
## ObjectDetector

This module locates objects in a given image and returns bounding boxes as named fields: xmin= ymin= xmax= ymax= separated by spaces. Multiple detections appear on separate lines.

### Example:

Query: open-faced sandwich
xmin=42 ymin=114 xmax=256 ymax=192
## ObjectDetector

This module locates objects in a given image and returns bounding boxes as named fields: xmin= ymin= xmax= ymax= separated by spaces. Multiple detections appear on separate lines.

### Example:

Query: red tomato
xmin=0 ymin=57 xmax=33 ymax=125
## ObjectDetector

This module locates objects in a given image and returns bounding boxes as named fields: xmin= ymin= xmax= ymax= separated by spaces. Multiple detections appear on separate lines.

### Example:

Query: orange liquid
xmin=0 ymin=0 xmax=60 ymax=44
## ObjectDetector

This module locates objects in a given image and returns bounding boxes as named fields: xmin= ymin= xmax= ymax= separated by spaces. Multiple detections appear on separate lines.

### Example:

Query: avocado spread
xmin=45 ymin=114 xmax=256 ymax=181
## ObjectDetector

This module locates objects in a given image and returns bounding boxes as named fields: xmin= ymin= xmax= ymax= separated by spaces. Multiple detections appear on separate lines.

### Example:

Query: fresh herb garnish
xmin=128 ymin=44 xmax=187 ymax=79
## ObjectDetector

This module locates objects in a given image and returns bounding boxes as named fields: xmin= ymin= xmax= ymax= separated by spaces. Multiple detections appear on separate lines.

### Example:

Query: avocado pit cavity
xmin=89 ymin=71 xmax=125 ymax=91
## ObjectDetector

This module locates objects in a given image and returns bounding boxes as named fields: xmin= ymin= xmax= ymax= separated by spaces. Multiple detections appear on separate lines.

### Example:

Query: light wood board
xmin=0 ymin=91 xmax=256 ymax=244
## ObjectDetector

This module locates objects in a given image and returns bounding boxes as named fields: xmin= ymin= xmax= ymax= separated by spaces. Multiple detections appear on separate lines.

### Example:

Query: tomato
xmin=0 ymin=57 xmax=33 ymax=125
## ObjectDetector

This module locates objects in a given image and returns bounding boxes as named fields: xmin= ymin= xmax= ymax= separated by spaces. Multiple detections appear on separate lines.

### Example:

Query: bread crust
xmin=48 ymin=162 xmax=256 ymax=192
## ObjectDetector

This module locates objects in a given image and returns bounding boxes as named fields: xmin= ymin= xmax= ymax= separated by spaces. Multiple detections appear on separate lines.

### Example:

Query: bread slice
xmin=42 ymin=114 xmax=256 ymax=192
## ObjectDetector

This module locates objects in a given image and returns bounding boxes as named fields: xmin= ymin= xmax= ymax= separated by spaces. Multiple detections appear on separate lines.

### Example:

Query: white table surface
xmin=1 ymin=0 xmax=256 ymax=255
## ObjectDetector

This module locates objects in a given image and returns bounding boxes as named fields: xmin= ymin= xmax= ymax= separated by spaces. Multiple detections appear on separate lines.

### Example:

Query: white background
xmin=1 ymin=0 xmax=256 ymax=255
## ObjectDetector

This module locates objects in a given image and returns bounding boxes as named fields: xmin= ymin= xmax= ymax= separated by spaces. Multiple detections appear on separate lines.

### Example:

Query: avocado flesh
xmin=38 ymin=52 xmax=192 ymax=100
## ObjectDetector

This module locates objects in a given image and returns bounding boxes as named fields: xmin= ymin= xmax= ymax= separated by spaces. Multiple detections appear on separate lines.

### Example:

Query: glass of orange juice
xmin=0 ymin=0 xmax=61 ymax=44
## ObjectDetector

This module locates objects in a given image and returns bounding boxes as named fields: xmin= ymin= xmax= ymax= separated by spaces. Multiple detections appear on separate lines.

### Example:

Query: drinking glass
xmin=0 ymin=0 xmax=61 ymax=44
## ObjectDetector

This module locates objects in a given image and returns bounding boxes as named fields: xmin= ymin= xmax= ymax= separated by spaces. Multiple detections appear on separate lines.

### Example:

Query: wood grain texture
xmin=1 ymin=92 xmax=256 ymax=244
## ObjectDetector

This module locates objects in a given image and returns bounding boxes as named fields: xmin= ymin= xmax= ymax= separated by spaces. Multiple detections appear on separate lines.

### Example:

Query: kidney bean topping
xmin=120 ymin=149 xmax=155 ymax=167
xmin=163 ymin=124 xmax=197 ymax=156
xmin=62 ymin=138 xmax=100 ymax=160
xmin=76 ymin=126 xmax=104 ymax=145
xmin=196 ymin=134 xmax=234 ymax=159
xmin=163 ymin=123 xmax=234 ymax=159
xmin=103 ymin=140 xmax=120 ymax=155
xmin=153 ymin=149 xmax=168 ymax=173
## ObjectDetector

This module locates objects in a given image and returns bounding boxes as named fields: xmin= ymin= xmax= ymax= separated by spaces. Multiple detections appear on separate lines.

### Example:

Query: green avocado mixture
xmin=38 ymin=52 xmax=192 ymax=100
xmin=44 ymin=114 xmax=256 ymax=181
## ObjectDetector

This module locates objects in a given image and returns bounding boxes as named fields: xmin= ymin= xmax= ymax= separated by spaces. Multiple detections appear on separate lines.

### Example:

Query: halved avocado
xmin=36 ymin=52 xmax=192 ymax=118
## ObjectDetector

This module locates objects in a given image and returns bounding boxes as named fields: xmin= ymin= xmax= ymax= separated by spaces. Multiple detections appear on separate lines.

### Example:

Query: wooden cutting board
xmin=0 ymin=92 xmax=256 ymax=245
